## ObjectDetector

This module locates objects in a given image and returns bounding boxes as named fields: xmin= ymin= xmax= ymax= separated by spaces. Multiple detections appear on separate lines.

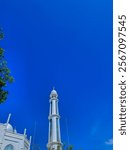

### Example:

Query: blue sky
xmin=0 ymin=0 xmax=112 ymax=150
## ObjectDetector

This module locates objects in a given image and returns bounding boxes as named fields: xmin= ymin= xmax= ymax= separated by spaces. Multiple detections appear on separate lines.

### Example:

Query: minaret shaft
xmin=47 ymin=89 xmax=62 ymax=150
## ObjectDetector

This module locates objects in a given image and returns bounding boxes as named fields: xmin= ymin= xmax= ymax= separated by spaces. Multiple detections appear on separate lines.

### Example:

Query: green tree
xmin=0 ymin=28 xmax=14 ymax=103
xmin=62 ymin=143 xmax=73 ymax=150
xmin=57 ymin=145 xmax=73 ymax=150
xmin=66 ymin=145 xmax=73 ymax=150
xmin=0 ymin=28 xmax=4 ymax=39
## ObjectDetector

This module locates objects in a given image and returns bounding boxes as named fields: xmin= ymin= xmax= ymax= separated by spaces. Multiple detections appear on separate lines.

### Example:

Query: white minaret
xmin=47 ymin=88 xmax=62 ymax=150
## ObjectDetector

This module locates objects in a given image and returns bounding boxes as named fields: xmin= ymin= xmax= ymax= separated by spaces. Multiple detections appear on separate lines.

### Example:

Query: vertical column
xmin=47 ymin=89 xmax=62 ymax=150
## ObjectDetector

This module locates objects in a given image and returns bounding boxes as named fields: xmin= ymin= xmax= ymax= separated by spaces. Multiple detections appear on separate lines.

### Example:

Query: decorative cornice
xmin=48 ymin=114 xmax=60 ymax=120
xmin=49 ymin=98 xmax=58 ymax=102
xmin=47 ymin=141 xmax=63 ymax=148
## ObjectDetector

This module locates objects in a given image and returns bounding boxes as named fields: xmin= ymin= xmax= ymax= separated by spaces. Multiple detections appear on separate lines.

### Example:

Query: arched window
xmin=4 ymin=144 xmax=14 ymax=150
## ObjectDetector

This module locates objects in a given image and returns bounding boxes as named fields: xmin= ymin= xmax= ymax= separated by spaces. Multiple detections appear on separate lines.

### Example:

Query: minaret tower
xmin=47 ymin=89 xmax=62 ymax=150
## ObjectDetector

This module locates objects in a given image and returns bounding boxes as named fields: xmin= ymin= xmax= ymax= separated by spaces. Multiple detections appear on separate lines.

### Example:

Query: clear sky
xmin=0 ymin=0 xmax=112 ymax=150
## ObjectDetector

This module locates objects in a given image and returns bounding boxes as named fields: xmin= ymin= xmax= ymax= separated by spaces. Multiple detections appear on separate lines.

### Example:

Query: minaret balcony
xmin=48 ymin=114 xmax=60 ymax=120
xmin=47 ymin=141 xmax=63 ymax=148
xmin=49 ymin=98 xmax=58 ymax=102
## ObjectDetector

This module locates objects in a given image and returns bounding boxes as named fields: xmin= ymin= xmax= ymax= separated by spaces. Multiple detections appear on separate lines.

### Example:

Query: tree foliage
xmin=62 ymin=143 xmax=74 ymax=150
xmin=0 ymin=28 xmax=14 ymax=103
xmin=0 ymin=29 xmax=4 ymax=39
xmin=66 ymin=145 xmax=73 ymax=150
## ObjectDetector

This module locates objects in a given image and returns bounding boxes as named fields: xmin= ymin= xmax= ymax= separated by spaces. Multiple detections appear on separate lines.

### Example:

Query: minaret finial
xmin=29 ymin=136 xmax=32 ymax=144
xmin=24 ymin=128 xmax=27 ymax=135
xmin=14 ymin=127 xmax=17 ymax=133
xmin=53 ymin=86 xmax=55 ymax=90
xmin=6 ymin=113 xmax=11 ymax=124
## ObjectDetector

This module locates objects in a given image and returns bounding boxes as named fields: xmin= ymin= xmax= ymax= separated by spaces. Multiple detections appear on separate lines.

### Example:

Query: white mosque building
xmin=0 ymin=114 xmax=31 ymax=150
xmin=0 ymin=88 xmax=62 ymax=150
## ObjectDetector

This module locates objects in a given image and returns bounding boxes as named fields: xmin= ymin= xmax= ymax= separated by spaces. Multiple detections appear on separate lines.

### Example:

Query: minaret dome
xmin=50 ymin=89 xmax=58 ymax=99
